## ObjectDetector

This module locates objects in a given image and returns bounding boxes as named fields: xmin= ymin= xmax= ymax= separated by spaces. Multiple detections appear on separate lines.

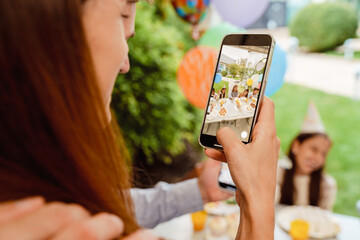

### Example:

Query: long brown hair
xmin=0 ymin=0 xmax=138 ymax=234
xmin=280 ymin=133 xmax=329 ymax=206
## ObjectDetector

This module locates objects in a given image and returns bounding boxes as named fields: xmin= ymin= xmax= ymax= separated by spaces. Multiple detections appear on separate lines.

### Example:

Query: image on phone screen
xmin=202 ymin=44 xmax=270 ymax=143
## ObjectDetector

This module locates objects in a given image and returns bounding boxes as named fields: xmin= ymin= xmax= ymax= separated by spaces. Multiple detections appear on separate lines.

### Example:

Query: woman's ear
xmin=292 ymin=140 xmax=300 ymax=155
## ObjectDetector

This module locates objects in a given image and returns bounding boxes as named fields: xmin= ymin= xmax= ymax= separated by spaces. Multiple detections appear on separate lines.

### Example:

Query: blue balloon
xmin=176 ymin=8 xmax=186 ymax=17
xmin=187 ymin=0 xmax=196 ymax=8
xmin=265 ymin=45 xmax=287 ymax=97
xmin=215 ymin=73 xmax=222 ymax=83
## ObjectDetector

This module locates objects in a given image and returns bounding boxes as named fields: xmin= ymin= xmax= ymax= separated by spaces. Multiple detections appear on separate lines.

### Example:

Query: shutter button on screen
xmin=241 ymin=131 xmax=248 ymax=139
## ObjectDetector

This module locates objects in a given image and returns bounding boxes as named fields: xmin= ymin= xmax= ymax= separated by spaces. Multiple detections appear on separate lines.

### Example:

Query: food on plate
xmin=219 ymin=107 xmax=227 ymax=117
xmin=277 ymin=206 xmax=340 ymax=239
xmin=246 ymin=105 xmax=254 ymax=112
xmin=204 ymin=201 xmax=240 ymax=216
xmin=208 ymin=216 xmax=227 ymax=236
xmin=235 ymin=99 xmax=241 ymax=108
xmin=226 ymin=213 xmax=240 ymax=239
xmin=252 ymin=98 xmax=256 ymax=103
xmin=250 ymin=103 xmax=256 ymax=108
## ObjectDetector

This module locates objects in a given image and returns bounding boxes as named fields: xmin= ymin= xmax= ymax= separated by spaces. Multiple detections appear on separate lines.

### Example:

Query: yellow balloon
xmin=247 ymin=78 xmax=253 ymax=86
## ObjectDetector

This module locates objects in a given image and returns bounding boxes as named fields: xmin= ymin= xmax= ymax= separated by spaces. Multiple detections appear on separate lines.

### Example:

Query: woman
xmin=276 ymin=133 xmax=336 ymax=210
xmin=0 ymin=0 xmax=280 ymax=239
xmin=0 ymin=0 xmax=138 ymax=236
xmin=230 ymin=85 xmax=239 ymax=99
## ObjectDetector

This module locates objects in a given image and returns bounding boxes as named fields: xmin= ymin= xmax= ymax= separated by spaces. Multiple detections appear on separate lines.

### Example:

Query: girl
xmin=276 ymin=103 xmax=336 ymax=210
xmin=230 ymin=85 xmax=239 ymax=99
xmin=211 ymin=88 xmax=219 ymax=99
xmin=238 ymin=88 xmax=249 ymax=98
xmin=219 ymin=87 xmax=227 ymax=99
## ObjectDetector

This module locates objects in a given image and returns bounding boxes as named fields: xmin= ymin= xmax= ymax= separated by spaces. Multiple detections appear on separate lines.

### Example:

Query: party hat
xmin=301 ymin=101 xmax=325 ymax=134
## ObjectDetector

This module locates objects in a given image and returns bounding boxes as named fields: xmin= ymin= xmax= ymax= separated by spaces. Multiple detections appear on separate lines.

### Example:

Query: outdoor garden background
xmin=111 ymin=0 xmax=360 ymax=216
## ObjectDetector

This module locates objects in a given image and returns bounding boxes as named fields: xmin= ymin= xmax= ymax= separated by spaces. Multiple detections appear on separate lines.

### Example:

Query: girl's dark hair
xmin=280 ymin=133 xmax=330 ymax=206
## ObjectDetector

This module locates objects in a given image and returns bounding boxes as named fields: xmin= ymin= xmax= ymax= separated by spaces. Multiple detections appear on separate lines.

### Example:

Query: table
xmin=153 ymin=210 xmax=360 ymax=240
xmin=205 ymin=98 xmax=254 ymax=123
xmin=203 ymin=97 xmax=255 ymax=137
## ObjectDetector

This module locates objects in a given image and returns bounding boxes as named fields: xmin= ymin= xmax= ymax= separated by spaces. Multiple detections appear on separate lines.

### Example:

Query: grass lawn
xmin=271 ymin=83 xmax=360 ymax=216
xmin=325 ymin=50 xmax=360 ymax=59
xmin=213 ymin=80 xmax=229 ymax=97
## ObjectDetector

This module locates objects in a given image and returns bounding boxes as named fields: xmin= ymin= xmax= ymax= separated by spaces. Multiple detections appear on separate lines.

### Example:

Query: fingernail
xmin=15 ymin=196 xmax=44 ymax=209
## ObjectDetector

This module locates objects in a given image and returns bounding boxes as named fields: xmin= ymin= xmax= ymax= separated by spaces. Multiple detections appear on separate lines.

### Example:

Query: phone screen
xmin=201 ymin=44 xmax=271 ymax=143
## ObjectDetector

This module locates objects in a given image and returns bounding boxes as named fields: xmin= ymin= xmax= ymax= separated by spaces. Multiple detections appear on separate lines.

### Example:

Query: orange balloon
xmin=177 ymin=46 xmax=218 ymax=109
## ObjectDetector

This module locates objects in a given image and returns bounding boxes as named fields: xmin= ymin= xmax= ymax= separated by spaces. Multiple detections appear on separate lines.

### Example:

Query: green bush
xmin=290 ymin=2 xmax=358 ymax=52
xmin=221 ymin=70 xmax=228 ymax=77
xmin=111 ymin=1 xmax=202 ymax=165
xmin=228 ymin=63 xmax=240 ymax=76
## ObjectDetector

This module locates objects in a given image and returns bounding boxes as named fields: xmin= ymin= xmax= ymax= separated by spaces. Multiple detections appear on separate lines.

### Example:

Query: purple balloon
xmin=213 ymin=0 xmax=270 ymax=28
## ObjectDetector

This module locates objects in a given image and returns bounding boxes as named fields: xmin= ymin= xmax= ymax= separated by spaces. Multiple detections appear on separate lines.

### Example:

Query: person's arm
xmin=319 ymin=174 xmax=337 ymax=211
xmin=131 ymin=179 xmax=203 ymax=228
xmin=205 ymin=97 xmax=280 ymax=240
xmin=131 ymin=159 xmax=232 ymax=228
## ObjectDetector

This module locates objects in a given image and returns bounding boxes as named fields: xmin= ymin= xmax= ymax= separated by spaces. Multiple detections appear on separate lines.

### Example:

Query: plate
xmin=219 ymin=107 xmax=227 ymax=117
xmin=277 ymin=206 xmax=340 ymax=239
xmin=244 ymin=105 xmax=254 ymax=113
xmin=204 ymin=202 xmax=239 ymax=216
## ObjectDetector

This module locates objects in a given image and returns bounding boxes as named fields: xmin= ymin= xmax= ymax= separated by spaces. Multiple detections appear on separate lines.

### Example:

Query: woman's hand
xmin=205 ymin=97 xmax=280 ymax=240
xmin=0 ymin=196 xmax=125 ymax=240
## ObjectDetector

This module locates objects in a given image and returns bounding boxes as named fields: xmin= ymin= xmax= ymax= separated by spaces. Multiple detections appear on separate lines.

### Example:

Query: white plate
xmin=244 ymin=105 xmax=254 ymax=113
xmin=277 ymin=206 xmax=340 ymax=239
xmin=204 ymin=202 xmax=239 ymax=216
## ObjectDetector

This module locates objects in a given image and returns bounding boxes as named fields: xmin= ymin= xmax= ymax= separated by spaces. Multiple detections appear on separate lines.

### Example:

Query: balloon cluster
xmin=171 ymin=0 xmax=210 ymax=25
xmin=171 ymin=0 xmax=269 ymax=27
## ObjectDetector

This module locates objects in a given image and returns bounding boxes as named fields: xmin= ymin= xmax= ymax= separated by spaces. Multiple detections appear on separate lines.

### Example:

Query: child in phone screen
xmin=211 ymin=88 xmax=219 ymax=100
xmin=275 ymin=102 xmax=337 ymax=211
xmin=219 ymin=88 xmax=226 ymax=99
xmin=238 ymin=89 xmax=248 ymax=98
xmin=230 ymin=85 xmax=238 ymax=99
xmin=248 ymin=88 xmax=259 ymax=99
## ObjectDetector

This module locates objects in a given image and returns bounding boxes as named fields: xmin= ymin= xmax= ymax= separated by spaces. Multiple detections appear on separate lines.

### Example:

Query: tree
xmin=228 ymin=63 xmax=240 ymax=77
xmin=221 ymin=70 xmax=228 ymax=77
xmin=111 ymin=0 xmax=203 ymax=174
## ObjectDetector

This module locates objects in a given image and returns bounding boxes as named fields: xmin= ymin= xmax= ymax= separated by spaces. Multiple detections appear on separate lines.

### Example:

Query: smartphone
xmin=198 ymin=34 xmax=275 ymax=191
xmin=199 ymin=34 xmax=275 ymax=149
